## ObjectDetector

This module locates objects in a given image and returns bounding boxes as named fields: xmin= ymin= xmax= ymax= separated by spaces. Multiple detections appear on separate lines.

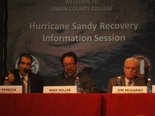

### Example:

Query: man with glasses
xmin=106 ymin=57 xmax=146 ymax=93
xmin=53 ymin=52 xmax=96 ymax=93
xmin=2 ymin=53 xmax=43 ymax=93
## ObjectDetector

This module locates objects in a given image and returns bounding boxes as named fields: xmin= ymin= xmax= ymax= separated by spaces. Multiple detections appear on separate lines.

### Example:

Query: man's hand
xmin=7 ymin=71 xmax=15 ymax=83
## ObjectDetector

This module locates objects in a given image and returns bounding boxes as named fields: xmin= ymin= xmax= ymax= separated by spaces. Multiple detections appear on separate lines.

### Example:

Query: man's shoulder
xmin=108 ymin=76 xmax=124 ymax=83
xmin=29 ymin=72 xmax=37 ymax=76
xmin=135 ymin=76 xmax=146 ymax=85
xmin=109 ymin=76 xmax=120 ymax=81
xmin=78 ymin=71 xmax=89 ymax=76
xmin=29 ymin=72 xmax=42 ymax=79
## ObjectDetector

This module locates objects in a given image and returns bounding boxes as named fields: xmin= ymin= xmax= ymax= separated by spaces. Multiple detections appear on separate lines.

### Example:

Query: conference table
xmin=103 ymin=94 xmax=155 ymax=116
xmin=0 ymin=93 xmax=155 ymax=116
xmin=0 ymin=93 xmax=102 ymax=116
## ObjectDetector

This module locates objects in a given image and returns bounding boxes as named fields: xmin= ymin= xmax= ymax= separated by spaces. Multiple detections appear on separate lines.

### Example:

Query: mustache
xmin=66 ymin=69 xmax=74 ymax=72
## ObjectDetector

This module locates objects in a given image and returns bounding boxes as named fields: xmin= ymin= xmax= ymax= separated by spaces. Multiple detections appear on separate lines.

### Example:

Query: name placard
xmin=43 ymin=86 xmax=77 ymax=93
xmin=152 ymin=85 xmax=155 ymax=93
xmin=112 ymin=86 xmax=147 ymax=93
xmin=0 ymin=86 xmax=22 ymax=93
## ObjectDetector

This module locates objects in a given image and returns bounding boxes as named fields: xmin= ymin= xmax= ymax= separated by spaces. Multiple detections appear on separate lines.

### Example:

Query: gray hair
xmin=124 ymin=57 xmax=140 ymax=67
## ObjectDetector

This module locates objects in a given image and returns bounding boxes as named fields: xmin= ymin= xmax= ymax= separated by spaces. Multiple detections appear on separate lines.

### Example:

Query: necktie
xmin=22 ymin=76 xmax=29 ymax=93
xmin=127 ymin=81 xmax=132 ymax=86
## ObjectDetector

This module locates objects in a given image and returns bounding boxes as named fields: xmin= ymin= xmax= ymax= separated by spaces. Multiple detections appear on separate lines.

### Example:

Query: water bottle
xmin=74 ymin=77 xmax=81 ymax=93
xmin=3 ymin=77 xmax=11 ymax=85
xmin=147 ymin=78 xmax=152 ymax=93
xmin=117 ymin=76 xmax=122 ymax=86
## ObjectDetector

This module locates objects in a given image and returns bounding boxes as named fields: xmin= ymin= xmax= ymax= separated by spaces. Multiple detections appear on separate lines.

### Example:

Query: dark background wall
xmin=1 ymin=0 xmax=155 ymax=91
xmin=0 ymin=0 xmax=7 ymax=76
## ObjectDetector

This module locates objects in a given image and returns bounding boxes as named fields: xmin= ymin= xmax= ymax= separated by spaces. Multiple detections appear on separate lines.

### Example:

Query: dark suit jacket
xmin=106 ymin=75 xmax=146 ymax=93
xmin=4 ymin=70 xmax=43 ymax=93
xmin=53 ymin=71 xmax=96 ymax=93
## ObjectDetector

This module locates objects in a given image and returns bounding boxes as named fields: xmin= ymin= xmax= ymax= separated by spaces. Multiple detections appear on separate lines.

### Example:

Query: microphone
xmin=24 ymin=69 xmax=32 ymax=74
xmin=22 ymin=69 xmax=31 ymax=93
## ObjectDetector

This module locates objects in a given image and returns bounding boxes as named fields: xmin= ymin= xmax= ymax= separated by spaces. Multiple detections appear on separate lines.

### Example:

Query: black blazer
xmin=5 ymin=70 xmax=43 ymax=93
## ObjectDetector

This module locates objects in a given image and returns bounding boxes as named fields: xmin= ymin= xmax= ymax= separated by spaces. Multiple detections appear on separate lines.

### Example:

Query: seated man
xmin=106 ymin=57 xmax=146 ymax=93
xmin=2 ymin=53 xmax=43 ymax=93
xmin=53 ymin=52 xmax=96 ymax=93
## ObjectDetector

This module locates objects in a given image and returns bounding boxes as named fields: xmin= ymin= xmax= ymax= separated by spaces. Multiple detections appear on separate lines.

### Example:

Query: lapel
xmin=120 ymin=75 xmax=126 ymax=86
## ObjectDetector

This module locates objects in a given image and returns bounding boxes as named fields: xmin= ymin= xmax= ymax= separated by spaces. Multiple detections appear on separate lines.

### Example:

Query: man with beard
xmin=106 ymin=57 xmax=146 ymax=93
xmin=2 ymin=53 xmax=43 ymax=93
xmin=53 ymin=52 xmax=96 ymax=93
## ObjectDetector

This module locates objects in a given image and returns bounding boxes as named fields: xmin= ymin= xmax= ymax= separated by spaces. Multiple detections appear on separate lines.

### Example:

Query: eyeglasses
xmin=20 ymin=62 xmax=31 ymax=66
xmin=125 ymin=66 xmax=138 ymax=71
xmin=63 ymin=63 xmax=75 ymax=67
